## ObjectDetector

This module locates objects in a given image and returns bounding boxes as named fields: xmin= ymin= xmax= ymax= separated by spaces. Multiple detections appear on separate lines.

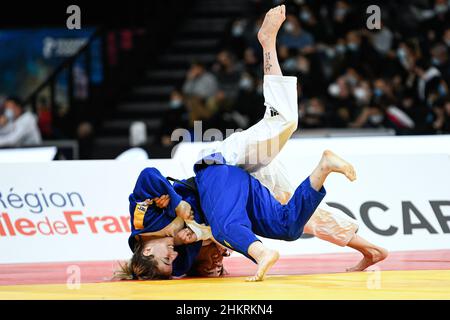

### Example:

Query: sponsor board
xmin=0 ymin=137 xmax=449 ymax=263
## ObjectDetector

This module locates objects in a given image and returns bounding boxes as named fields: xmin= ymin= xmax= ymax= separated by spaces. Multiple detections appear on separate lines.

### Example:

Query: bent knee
xmin=286 ymin=119 xmax=298 ymax=132
xmin=284 ymin=227 xmax=304 ymax=241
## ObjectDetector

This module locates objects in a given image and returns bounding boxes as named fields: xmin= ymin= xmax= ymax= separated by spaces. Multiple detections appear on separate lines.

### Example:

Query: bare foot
xmin=346 ymin=246 xmax=388 ymax=272
xmin=320 ymin=150 xmax=357 ymax=181
xmin=246 ymin=249 xmax=279 ymax=282
xmin=257 ymin=5 xmax=286 ymax=49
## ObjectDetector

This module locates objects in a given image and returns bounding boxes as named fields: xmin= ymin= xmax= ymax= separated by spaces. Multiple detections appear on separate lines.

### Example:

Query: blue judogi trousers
xmin=195 ymin=164 xmax=326 ymax=259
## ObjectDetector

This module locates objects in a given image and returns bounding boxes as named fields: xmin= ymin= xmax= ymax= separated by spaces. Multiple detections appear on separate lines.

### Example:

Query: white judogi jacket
xmin=188 ymin=75 xmax=358 ymax=246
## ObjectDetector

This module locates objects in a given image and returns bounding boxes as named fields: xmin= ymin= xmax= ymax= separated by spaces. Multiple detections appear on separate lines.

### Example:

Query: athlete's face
xmin=143 ymin=237 xmax=178 ymax=276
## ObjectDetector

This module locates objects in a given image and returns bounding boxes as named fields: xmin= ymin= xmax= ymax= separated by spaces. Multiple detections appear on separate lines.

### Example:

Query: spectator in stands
xmin=182 ymin=61 xmax=218 ymax=99
xmin=212 ymin=50 xmax=242 ymax=102
xmin=443 ymin=27 xmax=450 ymax=49
xmin=242 ymin=47 xmax=261 ymax=78
xmin=161 ymin=90 xmax=189 ymax=147
xmin=299 ymin=97 xmax=329 ymax=128
xmin=297 ymin=4 xmax=327 ymax=43
xmin=330 ymin=0 xmax=358 ymax=39
xmin=443 ymin=99 xmax=450 ymax=132
xmin=174 ymin=1 xmax=449 ymax=138
xmin=0 ymin=96 xmax=42 ymax=147
xmin=36 ymin=97 xmax=52 ymax=139
xmin=279 ymin=14 xmax=314 ymax=53
xmin=0 ymin=96 xmax=8 ymax=133
xmin=431 ymin=43 xmax=450 ymax=84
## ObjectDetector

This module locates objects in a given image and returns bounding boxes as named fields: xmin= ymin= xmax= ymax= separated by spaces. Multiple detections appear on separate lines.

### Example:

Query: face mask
xmin=170 ymin=99 xmax=183 ymax=109
xmin=354 ymin=87 xmax=368 ymax=101
xmin=232 ymin=25 xmax=244 ymax=37
xmin=438 ymin=84 xmax=448 ymax=96
xmin=239 ymin=77 xmax=253 ymax=90
xmin=435 ymin=4 xmax=448 ymax=14
xmin=284 ymin=22 xmax=295 ymax=34
xmin=335 ymin=44 xmax=346 ymax=54
xmin=373 ymin=88 xmax=383 ymax=97
xmin=432 ymin=57 xmax=441 ymax=66
xmin=397 ymin=48 xmax=409 ymax=68
xmin=347 ymin=43 xmax=359 ymax=51
xmin=4 ymin=108 xmax=14 ymax=121
xmin=397 ymin=48 xmax=406 ymax=58
xmin=445 ymin=39 xmax=450 ymax=47
xmin=369 ymin=114 xmax=384 ymax=124
xmin=328 ymin=83 xmax=341 ymax=97
xmin=300 ymin=11 xmax=311 ymax=22
xmin=325 ymin=47 xmax=336 ymax=58
xmin=347 ymin=75 xmax=357 ymax=86
xmin=334 ymin=8 xmax=348 ymax=19
xmin=283 ymin=58 xmax=297 ymax=71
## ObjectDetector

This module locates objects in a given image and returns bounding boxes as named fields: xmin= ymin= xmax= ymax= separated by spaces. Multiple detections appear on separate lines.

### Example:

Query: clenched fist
xmin=175 ymin=200 xmax=194 ymax=220
xmin=152 ymin=194 xmax=171 ymax=208
xmin=174 ymin=227 xmax=198 ymax=245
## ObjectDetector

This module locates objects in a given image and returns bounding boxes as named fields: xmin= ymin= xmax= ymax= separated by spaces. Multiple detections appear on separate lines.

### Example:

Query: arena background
xmin=0 ymin=0 xmax=449 ymax=300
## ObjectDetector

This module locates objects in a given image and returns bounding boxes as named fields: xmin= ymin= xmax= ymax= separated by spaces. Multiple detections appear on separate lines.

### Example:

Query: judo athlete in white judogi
xmin=120 ymin=5 xmax=387 ymax=282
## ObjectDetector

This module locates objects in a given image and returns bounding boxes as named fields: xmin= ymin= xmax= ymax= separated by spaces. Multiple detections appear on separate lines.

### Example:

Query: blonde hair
xmin=112 ymin=237 xmax=169 ymax=280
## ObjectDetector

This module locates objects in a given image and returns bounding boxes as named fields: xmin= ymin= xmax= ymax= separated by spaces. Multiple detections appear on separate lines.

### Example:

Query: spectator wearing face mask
xmin=299 ymin=97 xmax=329 ymax=128
xmin=423 ymin=0 xmax=450 ymax=39
xmin=327 ymin=77 xmax=357 ymax=127
xmin=414 ymin=59 xmax=445 ymax=104
xmin=0 ymin=97 xmax=12 ymax=134
xmin=0 ymin=96 xmax=42 ymax=147
xmin=442 ymin=99 xmax=450 ymax=133
xmin=182 ymin=61 xmax=218 ymax=99
xmin=342 ymin=30 xmax=378 ymax=77
xmin=297 ymin=5 xmax=327 ymax=42
xmin=232 ymin=72 xmax=264 ymax=127
xmin=279 ymin=14 xmax=315 ymax=53
xmin=331 ymin=0 xmax=357 ymax=39
xmin=430 ymin=43 xmax=450 ymax=85
xmin=443 ymin=28 xmax=450 ymax=49
xmin=212 ymin=50 xmax=243 ymax=102
xmin=349 ymin=100 xmax=387 ymax=129
xmin=160 ymin=90 xmax=189 ymax=147
xmin=242 ymin=47 xmax=262 ymax=78
xmin=367 ymin=20 xmax=394 ymax=58
xmin=226 ymin=19 xmax=249 ymax=58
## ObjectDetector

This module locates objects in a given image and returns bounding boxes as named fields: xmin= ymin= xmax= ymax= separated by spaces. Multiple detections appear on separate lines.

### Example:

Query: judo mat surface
xmin=0 ymin=250 xmax=449 ymax=299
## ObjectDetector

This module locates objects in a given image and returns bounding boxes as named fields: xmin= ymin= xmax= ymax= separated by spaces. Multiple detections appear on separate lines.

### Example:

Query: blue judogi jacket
xmin=193 ymin=153 xmax=326 ymax=260
xmin=129 ymin=150 xmax=326 ymax=277
xmin=128 ymin=167 xmax=204 ymax=277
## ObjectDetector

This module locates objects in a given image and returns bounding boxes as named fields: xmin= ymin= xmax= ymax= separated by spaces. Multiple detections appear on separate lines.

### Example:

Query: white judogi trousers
xmin=191 ymin=75 xmax=358 ymax=247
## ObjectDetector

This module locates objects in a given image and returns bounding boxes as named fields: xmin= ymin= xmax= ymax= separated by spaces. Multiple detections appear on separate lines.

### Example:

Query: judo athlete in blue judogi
xmin=192 ymin=148 xmax=356 ymax=281
xmin=122 ymin=145 xmax=356 ymax=281
xmin=115 ymin=5 xmax=375 ymax=282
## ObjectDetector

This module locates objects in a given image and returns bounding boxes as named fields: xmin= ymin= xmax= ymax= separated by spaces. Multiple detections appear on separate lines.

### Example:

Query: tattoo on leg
xmin=264 ymin=52 xmax=272 ymax=73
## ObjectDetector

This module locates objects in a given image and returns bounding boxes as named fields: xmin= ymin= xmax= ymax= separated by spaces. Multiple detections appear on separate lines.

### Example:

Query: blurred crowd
xmin=161 ymin=0 xmax=450 ymax=146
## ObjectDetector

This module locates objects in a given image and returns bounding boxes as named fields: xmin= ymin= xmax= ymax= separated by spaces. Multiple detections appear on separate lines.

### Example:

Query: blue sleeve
xmin=172 ymin=241 xmax=203 ymax=277
xmin=132 ymin=167 xmax=182 ymax=218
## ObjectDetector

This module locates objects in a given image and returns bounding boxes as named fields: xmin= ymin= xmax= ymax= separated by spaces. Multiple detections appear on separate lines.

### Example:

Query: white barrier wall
xmin=0 ymin=135 xmax=449 ymax=263
xmin=0 ymin=160 xmax=186 ymax=263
